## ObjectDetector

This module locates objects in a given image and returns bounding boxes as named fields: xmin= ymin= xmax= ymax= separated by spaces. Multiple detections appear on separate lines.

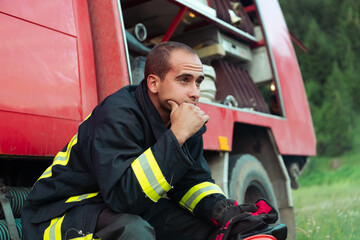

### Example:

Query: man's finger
xmin=167 ymin=100 xmax=179 ymax=111
xmin=204 ymin=115 xmax=209 ymax=123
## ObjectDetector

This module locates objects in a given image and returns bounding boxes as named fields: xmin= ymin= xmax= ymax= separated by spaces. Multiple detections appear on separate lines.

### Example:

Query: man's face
xmin=156 ymin=50 xmax=204 ymax=113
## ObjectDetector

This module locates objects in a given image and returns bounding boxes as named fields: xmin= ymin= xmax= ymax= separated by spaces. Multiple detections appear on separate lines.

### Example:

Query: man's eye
xmin=196 ymin=80 xmax=203 ymax=87
xmin=181 ymin=78 xmax=189 ymax=83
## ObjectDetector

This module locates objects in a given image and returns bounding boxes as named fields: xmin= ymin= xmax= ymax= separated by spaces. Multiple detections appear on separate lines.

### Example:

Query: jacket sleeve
xmin=89 ymin=102 xmax=194 ymax=215
xmin=166 ymin=130 xmax=227 ymax=221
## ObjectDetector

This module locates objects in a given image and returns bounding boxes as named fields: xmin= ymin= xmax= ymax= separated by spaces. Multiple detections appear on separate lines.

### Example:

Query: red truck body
xmin=0 ymin=0 xmax=315 ymax=157
xmin=0 ymin=0 xmax=98 ymax=156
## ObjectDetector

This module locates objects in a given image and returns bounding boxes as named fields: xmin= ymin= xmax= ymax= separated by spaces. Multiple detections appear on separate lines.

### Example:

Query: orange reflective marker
xmin=218 ymin=136 xmax=230 ymax=151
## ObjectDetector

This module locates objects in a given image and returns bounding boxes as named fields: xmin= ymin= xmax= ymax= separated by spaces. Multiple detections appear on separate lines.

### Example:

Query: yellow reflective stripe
xmin=39 ymin=165 xmax=53 ymax=180
xmin=38 ymin=114 xmax=89 ymax=181
xmin=43 ymin=218 xmax=55 ymax=240
xmin=188 ymin=189 xmax=224 ymax=212
xmin=144 ymin=149 xmax=172 ymax=192
xmin=180 ymin=182 xmax=214 ymax=205
xmin=132 ymin=157 xmax=161 ymax=202
xmin=81 ymin=113 xmax=92 ymax=124
xmin=65 ymin=192 xmax=99 ymax=203
xmin=131 ymin=148 xmax=171 ymax=202
xmin=43 ymin=214 xmax=66 ymax=240
xmin=180 ymin=182 xmax=225 ymax=213
xmin=38 ymin=134 xmax=78 ymax=180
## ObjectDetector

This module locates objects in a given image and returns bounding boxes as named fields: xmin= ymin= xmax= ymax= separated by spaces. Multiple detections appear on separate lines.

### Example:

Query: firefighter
xmin=22 ymin=41 xmax=283 ymax=240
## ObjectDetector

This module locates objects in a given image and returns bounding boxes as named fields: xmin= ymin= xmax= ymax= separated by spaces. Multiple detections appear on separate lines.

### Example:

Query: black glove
xmin=209 ymin=199 xmax=257 ymax=227
xmin=208 ymin=212 xmax=267 ymax=240
xmin=208 ymin=199 xmax=280 ymax=240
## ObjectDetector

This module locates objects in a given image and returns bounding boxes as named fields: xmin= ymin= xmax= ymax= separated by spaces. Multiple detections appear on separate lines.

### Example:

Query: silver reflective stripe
xmin=180 ymin=182 xmax=225 ymax=213
xmin=65 ymin=192 xmax=99 ymax=203
xmin=44 ymin=214 xmax=66 ymax=240
xmin=138 ymin=154 xmax=166 ymax=196
xmin=183 ymin=185 xmax=222 ymax=209
xmin=137 ymin=153 xmax=167 ymax=197
xmin=39 ymin=134 xmax=78 ymax=180
xmin=49 ymin=221 xmax=57 ymax=240
xmin=131 ymin=148 xmax=172 ymax=202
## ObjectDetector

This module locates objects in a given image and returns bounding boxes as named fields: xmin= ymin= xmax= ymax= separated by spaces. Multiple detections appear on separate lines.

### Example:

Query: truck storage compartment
xmin=212 ymin=59 xmax=269 ymax=113
xmin=120 ymin=0 xmax=280 ymax=115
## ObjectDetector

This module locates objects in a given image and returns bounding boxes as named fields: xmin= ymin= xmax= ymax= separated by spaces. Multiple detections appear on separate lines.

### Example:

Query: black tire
xmin=229 ymin=154 xmax=278 ymax=208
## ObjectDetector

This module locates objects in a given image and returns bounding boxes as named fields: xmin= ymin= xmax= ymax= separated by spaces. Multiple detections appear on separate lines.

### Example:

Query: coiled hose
xmin=0 ymin=218 xmax=22 ymax=240
xmin=0 ymin=187 xmax=31 ymax=240
xmin=0 ymin=187 xmax=31 ymax=218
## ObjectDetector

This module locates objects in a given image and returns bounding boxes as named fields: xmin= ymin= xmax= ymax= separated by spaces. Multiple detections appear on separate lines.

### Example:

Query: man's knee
xmin=144 ymin=199 xmax=213 ymax=240
xmin=121 ymin=214 xmax=155 ymax=238
xmin=95 ymin=208 xmax=155 ymax=240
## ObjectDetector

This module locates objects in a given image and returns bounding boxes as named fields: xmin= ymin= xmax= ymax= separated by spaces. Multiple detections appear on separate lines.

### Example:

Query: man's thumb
xmin=167 ymin=100 xmax=179 ymax=111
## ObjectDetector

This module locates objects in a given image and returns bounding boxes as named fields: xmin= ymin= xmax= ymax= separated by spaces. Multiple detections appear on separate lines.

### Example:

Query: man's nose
xmin=189 ymin=81 xmax=200 ymax=100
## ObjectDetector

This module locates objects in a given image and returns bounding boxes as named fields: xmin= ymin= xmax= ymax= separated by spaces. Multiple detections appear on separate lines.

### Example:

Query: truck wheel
xmin=229 ymin=154 xmax=278 ymax=208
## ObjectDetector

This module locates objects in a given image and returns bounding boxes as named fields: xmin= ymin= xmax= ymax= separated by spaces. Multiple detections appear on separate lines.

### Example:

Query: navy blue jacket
xmin=22 ymin=80 xmax=225 ymax=239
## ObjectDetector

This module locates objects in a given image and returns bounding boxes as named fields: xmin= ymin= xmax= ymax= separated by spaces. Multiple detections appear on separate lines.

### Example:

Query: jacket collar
xmin=135 ymin=80 xmax=167 ymax=140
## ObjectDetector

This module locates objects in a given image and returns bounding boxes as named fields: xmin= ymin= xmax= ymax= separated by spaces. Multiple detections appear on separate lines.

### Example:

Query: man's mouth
xmin=184 ymin=100 xmax=197 ymax=105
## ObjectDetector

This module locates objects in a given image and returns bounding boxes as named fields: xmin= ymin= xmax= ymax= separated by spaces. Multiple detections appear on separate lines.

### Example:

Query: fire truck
xmin=0 ymin=0 xmax=316 ymax=239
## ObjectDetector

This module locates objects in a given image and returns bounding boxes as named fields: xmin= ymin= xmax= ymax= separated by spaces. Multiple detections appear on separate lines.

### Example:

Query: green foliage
xmin=300 ymin=117 xmax=360 ymax=185
xmin=279 ymin=3 xmax=360 ymax=234
xmin=299 ymin=154 xmax=360 ymax=187
xmin=316 ymin=62 xmax=353 ymax=155
xmin=300 ymin=19 xmax=334 ymax=87
xmin=279 ymin=0 xmax=360 ymax=156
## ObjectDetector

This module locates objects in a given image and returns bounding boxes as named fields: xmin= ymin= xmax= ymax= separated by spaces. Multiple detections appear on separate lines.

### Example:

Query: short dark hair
xmin=144 ymin=41 xmax=197 ymax=80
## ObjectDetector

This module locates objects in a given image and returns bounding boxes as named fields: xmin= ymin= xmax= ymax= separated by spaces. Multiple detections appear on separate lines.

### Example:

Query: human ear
xmin=147 ymin=74 xmax=160 ymax=94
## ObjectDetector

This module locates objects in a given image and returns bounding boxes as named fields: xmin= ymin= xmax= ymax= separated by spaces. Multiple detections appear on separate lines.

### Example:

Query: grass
xmin=292 ymin=151 xmax=360 ymax=239
xmin=293 ymin=182 xmax=360 ymax=239
xmin=290 ymin=103 xmax=360 ymax=239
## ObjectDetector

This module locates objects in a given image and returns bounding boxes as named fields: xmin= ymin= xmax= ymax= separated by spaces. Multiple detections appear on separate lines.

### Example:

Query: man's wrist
xmin=170 ymin=128 xmax=186 ymax=147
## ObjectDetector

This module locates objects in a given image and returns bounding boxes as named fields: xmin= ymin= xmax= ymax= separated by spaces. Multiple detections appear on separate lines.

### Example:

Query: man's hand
xmin=168 ymin=100 xmax=209 ymax=146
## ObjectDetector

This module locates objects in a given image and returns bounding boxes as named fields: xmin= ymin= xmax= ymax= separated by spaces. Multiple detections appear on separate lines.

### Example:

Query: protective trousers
xmin=95 ymin=199 xmax=215 ymax=240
